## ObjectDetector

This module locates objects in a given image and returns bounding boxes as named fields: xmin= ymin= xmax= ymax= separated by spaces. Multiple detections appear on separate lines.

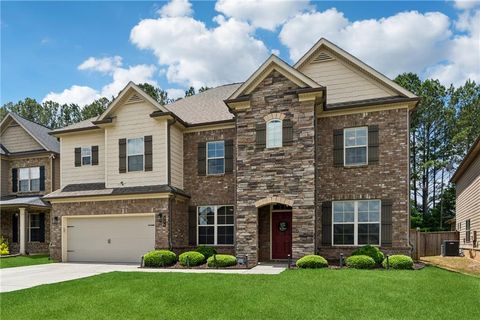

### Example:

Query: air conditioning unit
xmin=442 ymin=240 xmax=460 ymax=256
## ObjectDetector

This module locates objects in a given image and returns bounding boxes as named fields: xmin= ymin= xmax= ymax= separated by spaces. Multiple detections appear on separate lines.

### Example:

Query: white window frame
xmin=127 ymin=137 xmax=144 ymax=172
xmin=266 ymin=119 xmax=283 ymax=149
xmin=206 ymin=141 xmax=225 ymax=175
xmin=344 ymin=127 xmax=368 ymax=166
xmin=197 ymin=205 xmax=234 ymax=246
xmin=332 ymin=200 xmax=381 ymax=246
xmin=18 ymin=167 xmax=40 ymax=192
xmin=29 ymin=213 xmax=41 ymax=242
xmin=81 ymin=147 xmax=92 ymax=166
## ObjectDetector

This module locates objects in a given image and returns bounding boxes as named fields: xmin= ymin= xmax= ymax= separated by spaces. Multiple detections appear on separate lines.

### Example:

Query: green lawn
xmin=1 ymin=267 xmax=479 ymax=320
xmin=0 ymin=255 xmax=52 ymax=269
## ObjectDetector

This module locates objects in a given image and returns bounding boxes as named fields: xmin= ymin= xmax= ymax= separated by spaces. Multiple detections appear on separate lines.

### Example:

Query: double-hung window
xmin=207 ymin=141 xmax=224 ymax=175
xmin=198 ymin=205 xmax=234 ymax=245
xmin=344 ymin=127 xmax=367 ymax=166
xmin=333 ymin=200 xmax=380 ymax=246
xmin=266 ymin=119 xmax=282 ymax=148
xmin=18 ymin=167 xmax=40 ymax=192
xmin=127 ymin=138 xmax=144 ymax=172
xmin=29 ymin=213 xmax=41 ymax=242
xmin=81 ymin=147 xmax=91 ymax=165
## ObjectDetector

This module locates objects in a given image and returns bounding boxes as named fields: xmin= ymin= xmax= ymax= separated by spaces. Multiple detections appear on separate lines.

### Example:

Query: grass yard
xmin=1 ymin=266 xmax=479 ymax=320
xmin=0 ymin=255 xmax=52 ymax=269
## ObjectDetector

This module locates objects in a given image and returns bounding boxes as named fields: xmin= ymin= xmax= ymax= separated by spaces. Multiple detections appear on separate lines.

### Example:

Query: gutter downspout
xmin=167 ymin=119 xmax=175 ymax=250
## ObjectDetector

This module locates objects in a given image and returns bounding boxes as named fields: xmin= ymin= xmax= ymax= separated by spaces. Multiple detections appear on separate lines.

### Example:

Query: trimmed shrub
xmin=195 ymin=246 xmax=217 ymax=259
xmin=383 ymin=255 xmax=414 ymax=270
xmin=207 ymin=254 xmax=237 ymax=268
xmin=351 ymin=245 xmax=384 ymax=265
xmin=296 ymin=255 xmax=328 ymax=269
xmin=346 ymin=255 xmax=376 ymax=269
xmin=143 ymin=250 xmax=177 ymax=267
xmin=0 ymin=237 xmax=9 ymax=256
xmin=179 ymin=251 xmax=205 ymax=267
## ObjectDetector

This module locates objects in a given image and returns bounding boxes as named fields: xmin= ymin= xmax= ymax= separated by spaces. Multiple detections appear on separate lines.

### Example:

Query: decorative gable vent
xmin=125 ymin=93 xmax=144 ymax=104
xmin=312 ymin=51 xmax=334 ymax=63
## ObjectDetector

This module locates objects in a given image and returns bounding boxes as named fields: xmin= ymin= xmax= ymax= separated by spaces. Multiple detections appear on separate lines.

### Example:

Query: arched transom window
xmin=266 ymin=119 xmax=282 ymax=148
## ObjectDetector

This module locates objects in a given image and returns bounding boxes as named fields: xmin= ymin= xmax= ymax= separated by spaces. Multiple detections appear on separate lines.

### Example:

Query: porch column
xmin=19 ymin=207 xmax=26 ymax=255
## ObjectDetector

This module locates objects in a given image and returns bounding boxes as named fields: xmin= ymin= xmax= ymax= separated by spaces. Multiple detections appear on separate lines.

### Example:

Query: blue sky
xmin=1 ymin=1 xmax=479 ymax=106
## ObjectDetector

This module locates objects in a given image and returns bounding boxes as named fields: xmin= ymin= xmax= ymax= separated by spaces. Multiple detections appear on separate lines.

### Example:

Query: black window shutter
xmin=333 ymin=129 xmax=344 ymax=167
xmin=12 ymin=168 xmax=17 ymax=192
xmin=322 ymin=201 xmax=332 ymax=246
xmin=74 ymin=147 xmax=81 ymax=167
xmin=12 ymin=214 xmax=19 ymax=243
xmin=91 ymin=145 xmax=99 ymax=165
xmin=197 ymin=142 xmax=206 ymax=176
xmin=381 ymin=199 xmax=393 ymax=247
xmin=144 ymin=135 xmax=153 ymax=171
xmin=368 ymin=125 xmax=379 ymax=165
xmin=282 ymin=119 xmax=293 ymax=144
xmin=39 ymin=212 xmax=45 ymax=242
xmin=119 ymin=139 xmax=126 ymax=173
xmin=224 ymin=140 xmax=234 ymax=173
xmin=39 ymin=166 xmax=45 ymax=191
xmin=188 ymin=206 xmax=197 ymax=246
xmin=256 ymin=123 xmax=266 ymax=148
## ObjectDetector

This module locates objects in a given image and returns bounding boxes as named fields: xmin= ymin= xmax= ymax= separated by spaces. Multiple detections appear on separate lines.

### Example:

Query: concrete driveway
xmin=0 ymin=262 xmax=286 ymax=293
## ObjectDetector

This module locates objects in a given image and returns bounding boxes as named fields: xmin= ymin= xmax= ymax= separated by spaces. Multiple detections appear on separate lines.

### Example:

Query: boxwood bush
xmin=179 ymin=251 xmax=205 ymax=267
xmin=207 ymin=254 xmax=237 ymax=268
xmin=195 ymin=246 xmax=217 ymax=259
xmin=143 ymin=250 xmax=177 ymax=267
xmin=383 ymin=255 xmax=414 ymax=270
xmin=346 ymin=255 xmax=376 ymax=269
xmin=351 ymin=245 xmax=384 ymax=265
xmin=296 ymin=255 xmax=328 ymax=269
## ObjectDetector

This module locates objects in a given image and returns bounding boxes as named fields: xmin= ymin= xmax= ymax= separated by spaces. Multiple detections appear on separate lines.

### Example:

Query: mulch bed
xmin=142 ymin=262 xmax=249 ymax=270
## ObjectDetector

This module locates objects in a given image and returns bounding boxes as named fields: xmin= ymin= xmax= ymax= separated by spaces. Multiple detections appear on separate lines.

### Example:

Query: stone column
xmin=19 ymin=207 xmax=26 ymax=255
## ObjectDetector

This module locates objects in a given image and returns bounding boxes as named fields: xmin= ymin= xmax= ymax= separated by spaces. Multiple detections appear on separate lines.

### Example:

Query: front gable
xmin=0 ymin=116 xmax=44 ymax=153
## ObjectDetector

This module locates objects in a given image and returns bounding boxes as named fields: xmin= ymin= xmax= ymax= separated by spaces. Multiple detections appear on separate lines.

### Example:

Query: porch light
xmin=53 ymin=216 xmax=59 ymax=224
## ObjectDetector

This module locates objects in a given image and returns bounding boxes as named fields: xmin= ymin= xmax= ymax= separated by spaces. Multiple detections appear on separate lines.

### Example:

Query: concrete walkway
xmin=0 ymin=262 xmax=286 ymax=293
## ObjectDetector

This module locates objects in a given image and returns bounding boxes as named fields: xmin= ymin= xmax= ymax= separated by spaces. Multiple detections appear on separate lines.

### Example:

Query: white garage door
xmin=66 ymin=215 xmax=155 ymax=263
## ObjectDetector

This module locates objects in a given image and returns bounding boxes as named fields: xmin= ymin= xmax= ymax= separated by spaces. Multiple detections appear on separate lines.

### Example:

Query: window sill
xmin=342 ymin=164 xmax=369 ymax=169
xmin=197 ymin=244 xmax=235 ymax=247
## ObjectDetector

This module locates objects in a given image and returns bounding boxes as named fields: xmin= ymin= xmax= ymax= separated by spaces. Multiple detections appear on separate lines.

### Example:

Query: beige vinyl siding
xmin=106 ymin=101 xmax=167 ymax=188
xmin=1 ymin=158 xmax=9 ymax=195
xmin=60 ymin=131 xmax=105 ymax=187
xmin=53 ymin=156 xmax=61 ymax=191
xmin=170 ymin=124 xmax=184 ymax=189
xmin=456 ymin=153 xmax=480 ymax=249
xmin=298 ymin=50 xmax=396 ymax=104
xmin=1 ymin=123 xmax=43 ymax=152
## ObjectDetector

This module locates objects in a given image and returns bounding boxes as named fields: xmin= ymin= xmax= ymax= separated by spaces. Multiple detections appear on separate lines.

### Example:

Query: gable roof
xmin=294 ymin=38 xmax=417 ymax=99
xmin=165 ymin=83 xmax=240 ymax=125
xmin=0 ymin=112 xmax=59 ymax=153
xmin=451 ymin=136 xmax=480 ymax=183
xmin=96 ymin=81 xmax=169 ymax=121
xmin=228 ymin=55 xmax=323 ymax=100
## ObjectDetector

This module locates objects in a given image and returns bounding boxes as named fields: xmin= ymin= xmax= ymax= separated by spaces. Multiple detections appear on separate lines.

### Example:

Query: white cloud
xmin=158 ymin=0 xmax=193 ymax=18
xmin=78 ymin=56 xmax=123 ymax=74
xmin=43 ymin=58 xmax=158 ymax=106
xmin=279 ymin=9 xmax=453 ymax=79
xmin=215 ymin=0 xmax=310 ymax=31
xmin=130 ymin=12 xmax=269 ymax=88
xmin=43 ymin=85 xmax=100 ymax=106
xmin=166 ymin=88 xmax=185 ymax=100
xmin=453 ymin=0 xmax=480 ymax=10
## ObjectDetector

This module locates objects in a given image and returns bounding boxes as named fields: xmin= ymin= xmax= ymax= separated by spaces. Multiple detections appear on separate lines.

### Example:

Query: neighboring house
xmin=451 ymin=137 xmax=480 ymax=255
xmin=44 ymin=38 xmax=418 ymax=264
xmin=0 ymin=113 xmax=60 ymax=254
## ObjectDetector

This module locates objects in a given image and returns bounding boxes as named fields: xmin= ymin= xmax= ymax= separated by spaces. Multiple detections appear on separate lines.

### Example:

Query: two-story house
xmin=0 ymin=113 xmax=60 ymax=255
xmin=45 ymin=38 xmax=418 ymax=265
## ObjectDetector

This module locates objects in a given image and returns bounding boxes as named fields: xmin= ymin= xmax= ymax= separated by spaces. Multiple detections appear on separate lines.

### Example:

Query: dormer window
xmin=266 ymin=119 xmax=282 ymax=148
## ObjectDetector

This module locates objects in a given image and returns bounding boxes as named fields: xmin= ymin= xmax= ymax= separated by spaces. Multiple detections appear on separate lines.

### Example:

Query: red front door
xmin=271 ymin=211 xmax=292 ymax=259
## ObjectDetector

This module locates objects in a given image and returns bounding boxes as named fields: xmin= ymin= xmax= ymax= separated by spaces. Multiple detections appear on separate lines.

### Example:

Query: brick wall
xmin=316 ymin=108 xmax=410 ymax=253
xmin=235 ymin=70 xmax=317 ymax=264
xmin=7 ymin=156 xmax=53 ymax=195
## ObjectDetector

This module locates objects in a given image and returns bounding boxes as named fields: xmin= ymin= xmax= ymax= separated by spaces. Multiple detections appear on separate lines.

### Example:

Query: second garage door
xmin=66 ymin=214 xmax=155 ymax=263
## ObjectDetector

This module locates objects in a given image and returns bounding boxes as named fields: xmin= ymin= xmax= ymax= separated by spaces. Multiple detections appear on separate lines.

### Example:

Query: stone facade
xmin=316 ymin=108 xmax=410 ymax=256
xmin=235 ymin=70 xmax=317 ymax=264
xmin=50 ymin=199 xmax=171 ymax=261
